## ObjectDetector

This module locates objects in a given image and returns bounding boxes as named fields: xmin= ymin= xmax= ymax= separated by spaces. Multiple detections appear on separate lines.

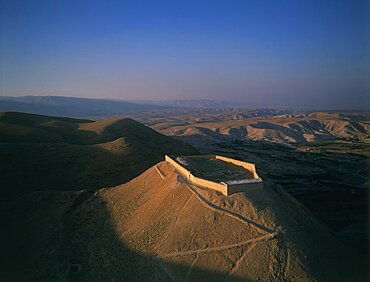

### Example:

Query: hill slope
xmin=0 ymin=112 xmax=197 ymax=199
xmin=1 ymin=161 xmax=366 ymax=281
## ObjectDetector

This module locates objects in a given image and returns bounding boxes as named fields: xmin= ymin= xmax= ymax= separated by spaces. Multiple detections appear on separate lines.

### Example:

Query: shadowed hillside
xmin=1 ymin=162 xmax=366 ymax=281
xmin=0 ymin=112 xmax=197 ymax=199
xmin=0 ymin=112 xmax=367 ymax=281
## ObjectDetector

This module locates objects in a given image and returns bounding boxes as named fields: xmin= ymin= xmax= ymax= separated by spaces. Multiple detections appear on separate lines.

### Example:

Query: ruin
xmin=165 ymin=155 xmax=263 ymax=196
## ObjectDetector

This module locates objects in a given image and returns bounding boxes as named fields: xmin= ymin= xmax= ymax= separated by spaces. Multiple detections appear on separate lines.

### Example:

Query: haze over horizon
xmin=1 ymin=0 xmax=369 ymax=108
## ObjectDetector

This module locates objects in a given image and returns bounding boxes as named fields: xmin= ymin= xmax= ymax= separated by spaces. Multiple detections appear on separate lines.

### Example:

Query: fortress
xmin=165 ymin=155 xmax=263 ymax=196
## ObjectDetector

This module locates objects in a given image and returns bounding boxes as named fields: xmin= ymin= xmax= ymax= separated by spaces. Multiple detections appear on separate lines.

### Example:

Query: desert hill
xmin=153 ymin=112 xmax=370 ymax=144
xmin=0 ymin=112 xmax=197 ymax=199
xmin=1 ymin=161 xmax=366 ymax=281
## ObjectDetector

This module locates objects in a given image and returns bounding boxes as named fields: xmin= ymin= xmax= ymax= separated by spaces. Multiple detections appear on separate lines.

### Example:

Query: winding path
xmin=153 ymin=166 xmax=279 ymax=280
xmin=184 ymin=178 xmax=275 ymax=234
xmin=158 ymin=232 xmax=277 ymax=259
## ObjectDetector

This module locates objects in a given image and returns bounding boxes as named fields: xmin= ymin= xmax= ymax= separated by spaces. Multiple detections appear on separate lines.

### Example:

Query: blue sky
xmin=1 ymin=0 xmax=369 ymax=107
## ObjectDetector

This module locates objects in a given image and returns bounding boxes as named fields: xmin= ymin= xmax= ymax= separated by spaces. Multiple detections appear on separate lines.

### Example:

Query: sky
xmin=1 ymin=0 xmax=369 ymax=108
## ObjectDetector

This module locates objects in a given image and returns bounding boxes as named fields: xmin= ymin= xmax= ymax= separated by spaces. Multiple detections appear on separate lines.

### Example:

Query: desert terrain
xmin=137 ymin=109 xmax=369 ymax=254
xmin=2 ymin=160 xmax=367 ymax=281
xmin=145 ymin=111 xmax=370 ymax=144
xmin=0 ymin=110 xmax=368 ymax=281
xmin=2 ymin=0 xmax=369 ymax=279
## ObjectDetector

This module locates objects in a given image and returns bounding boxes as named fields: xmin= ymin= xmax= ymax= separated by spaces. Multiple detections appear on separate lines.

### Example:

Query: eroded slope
xmin=4 ymin=161 xmax=365 ymax=281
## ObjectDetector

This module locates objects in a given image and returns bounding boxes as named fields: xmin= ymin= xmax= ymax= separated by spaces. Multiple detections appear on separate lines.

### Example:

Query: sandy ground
xmin=0 ymin=111 xmax=368 ymax=281
xmin=2 ymin=161 xmax=365 ymax=281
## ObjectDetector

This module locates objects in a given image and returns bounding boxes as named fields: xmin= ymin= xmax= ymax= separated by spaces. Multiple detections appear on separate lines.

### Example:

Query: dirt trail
xmin=159 ymin=232 xmax=277 ymax=258
xmin=153 ymin=167 xmax=279 ymax=280
xmin=151 ymin=256 xmax=177 ymax=282
xmin=185 ymin=253 xmax=199 ymax=282
xmin=225 ymin=242 xmax=257 ymax=280
xmin=184 ymin=178 xmax=275 ymax=234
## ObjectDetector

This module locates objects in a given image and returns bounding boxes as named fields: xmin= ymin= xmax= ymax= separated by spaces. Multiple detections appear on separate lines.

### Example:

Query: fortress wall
xmin=189 ymin=174 xmax=228 ymax=196
xmin=215 ymin=155 xmax=260 ymax=178
xmin=181 ymin=155 xmax=216 ymax=160
xmin=165 ymin=155 xmax=191 ymax=177
xmin=165 ymin=155 xmax=228 ymax=196
xmin=226 ymin=182 xmax=264 ymax=196
xmin=165 ymin=155 xmax=263 ymax=197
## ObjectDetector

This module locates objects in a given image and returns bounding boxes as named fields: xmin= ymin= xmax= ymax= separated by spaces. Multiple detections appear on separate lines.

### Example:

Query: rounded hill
xmin=0 ymin=112 xmax=197 ymax=198
xmin=2 ymin=161 xmax=366 ymax=281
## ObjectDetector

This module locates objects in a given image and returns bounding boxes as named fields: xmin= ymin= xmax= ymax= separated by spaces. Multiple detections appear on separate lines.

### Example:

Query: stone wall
xmin=165 ymin=155 xmax=228 ymax=195
xmin=165 ymin=155 xmax=191 ymax=178
xmin=226 ymin=181 xmax=263 ymax=195
xmin=165 ymin=155 xmax=263 ymax=196
xmin=189 ymin=174 xmax=228 ymax=195
xmin=215 ymin=155 xmax=260 ymax=178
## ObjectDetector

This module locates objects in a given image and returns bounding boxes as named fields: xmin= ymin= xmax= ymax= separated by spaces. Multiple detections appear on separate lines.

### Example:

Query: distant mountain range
xmin=0 ymin=96 xmax=248 ymax=116
xmin=0 ymin=96 xmax=167 ymax=117
xmin=132 ymin=99 xmax=242 ymax=108
xmin=0 ymin=96 xmax=261 ymax=119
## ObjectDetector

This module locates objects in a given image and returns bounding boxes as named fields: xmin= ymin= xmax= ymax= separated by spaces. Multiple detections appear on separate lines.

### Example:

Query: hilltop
xmin=0 ymin=112 xmax=197 ymax=199
xmin=1 ymin=161 xmax=366 ymax=281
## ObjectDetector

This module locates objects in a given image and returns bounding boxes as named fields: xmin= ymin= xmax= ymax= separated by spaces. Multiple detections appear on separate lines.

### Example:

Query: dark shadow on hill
xmin=101 ymin=118 xmax=197 ymax=154
xmin=0 ymin=141 xmax=195 ymax=201
xmin=0 ymin=116 xmax=198 ymax=200
xmin=0 ymin=142 xmax=140 ymax=200
xmin=0 ymin=191 xmax=253 ymax=281
xmin=0 ymin=112 xmax=101 ymax=144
